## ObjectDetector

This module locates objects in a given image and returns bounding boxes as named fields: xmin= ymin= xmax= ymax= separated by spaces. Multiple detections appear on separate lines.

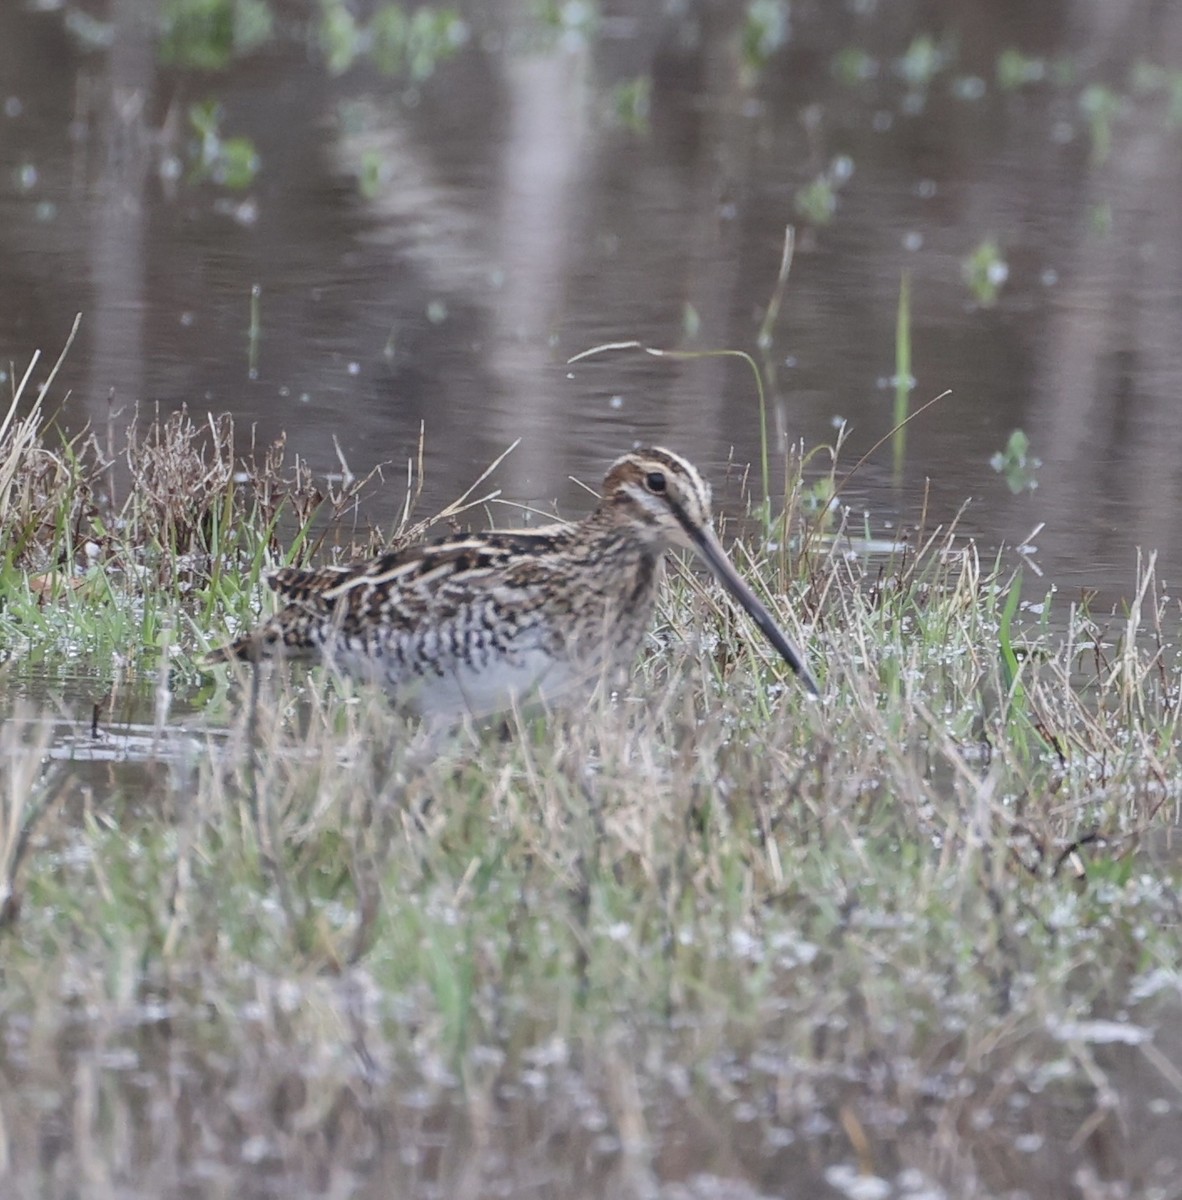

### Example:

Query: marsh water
xmin=5 ymin=1 xmax=1182 ymax=600
xmin=2 ymin=2 xmax=1182 ymax=1198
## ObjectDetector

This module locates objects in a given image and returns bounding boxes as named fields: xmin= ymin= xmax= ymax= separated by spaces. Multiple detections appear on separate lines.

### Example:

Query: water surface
xmin=3 ymin=1 xmax=1181 ymax=602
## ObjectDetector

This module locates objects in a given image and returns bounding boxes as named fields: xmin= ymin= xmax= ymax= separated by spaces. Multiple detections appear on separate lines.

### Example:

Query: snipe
xmin=206 ymin=448 xmax=819 ymax=718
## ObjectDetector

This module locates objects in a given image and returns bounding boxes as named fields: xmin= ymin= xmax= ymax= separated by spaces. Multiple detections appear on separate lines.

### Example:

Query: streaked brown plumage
xmin=206 ymin=448 xmax=819 ymax=718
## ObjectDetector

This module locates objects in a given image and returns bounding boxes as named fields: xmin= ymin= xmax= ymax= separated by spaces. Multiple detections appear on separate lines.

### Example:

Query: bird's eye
xmin=645 ymin=471 xmax=667 ymax=494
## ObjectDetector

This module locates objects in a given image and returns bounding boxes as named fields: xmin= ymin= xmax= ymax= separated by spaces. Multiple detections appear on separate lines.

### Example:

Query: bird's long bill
xmin=686 ymin=523 xmax=820 ymax=697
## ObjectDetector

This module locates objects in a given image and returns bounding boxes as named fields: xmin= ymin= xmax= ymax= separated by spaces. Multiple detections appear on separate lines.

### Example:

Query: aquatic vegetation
xmin=831 ymin=45 xmax=878 ymax=86
xmin=962 ymin=237 xmax=1009 ymax=306
xmin=794 ymin=157 xmax=854 ymax=227
xmin=376 ymin=5 xmax=468 ymax=78
xmin=1090 ymin=199 xmax=1114 ymax=236
xmin=160 ymin=0 xmax=273 ymax=69
xmin=159 ymin=0 xmax=467 ymax=80
xmin=356 ymin=148 xmax=391 ymax=200
xmin=895 ymin=33 xmax=953 ymax=90
xmin=794 ymin=173 xmax=838 ymax=225
xmin=533 ymin=0 xmax=600 ymax=49
xmin=1130 ymin=60 xmax=1182 ymax=128
xmin=991 ymin=428 xmax=1041 ymax=493
xmin=188 ymin=100 xmax=259 ymax=189
xmin=996 ymin=48 xmax=1047 ymax=91
xmin=1080 ymin=83 xmax=1125 ymax=166
xmin=320 ymin=1 xmax=468 ymax=80
xmin=741 ymin=0 xmax=791 ymax=77
xmin=607 ymin=75 xmax=652 ymax=134
xmin=892 ymin=271 xmax=913 ymax=478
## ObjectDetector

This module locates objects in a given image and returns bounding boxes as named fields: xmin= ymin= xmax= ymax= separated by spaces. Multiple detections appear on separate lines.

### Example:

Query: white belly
xmin=328 ymin=642 xmax=592 ymax=721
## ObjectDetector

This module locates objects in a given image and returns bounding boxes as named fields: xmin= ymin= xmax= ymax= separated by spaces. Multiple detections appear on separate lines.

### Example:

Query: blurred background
xmin=2 ymin=0 xmax=1181 ymax=600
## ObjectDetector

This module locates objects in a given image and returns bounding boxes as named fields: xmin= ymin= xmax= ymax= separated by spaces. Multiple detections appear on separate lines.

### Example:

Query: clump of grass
xmin=0 ymin=344 xmax=404 ymax=681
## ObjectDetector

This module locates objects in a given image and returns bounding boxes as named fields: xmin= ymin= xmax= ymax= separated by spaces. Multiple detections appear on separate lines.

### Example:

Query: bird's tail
xmin=203 ymin=633 xmax=265 ymax=666
xmin=204 ymin=609 xmax=323 ymax=668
